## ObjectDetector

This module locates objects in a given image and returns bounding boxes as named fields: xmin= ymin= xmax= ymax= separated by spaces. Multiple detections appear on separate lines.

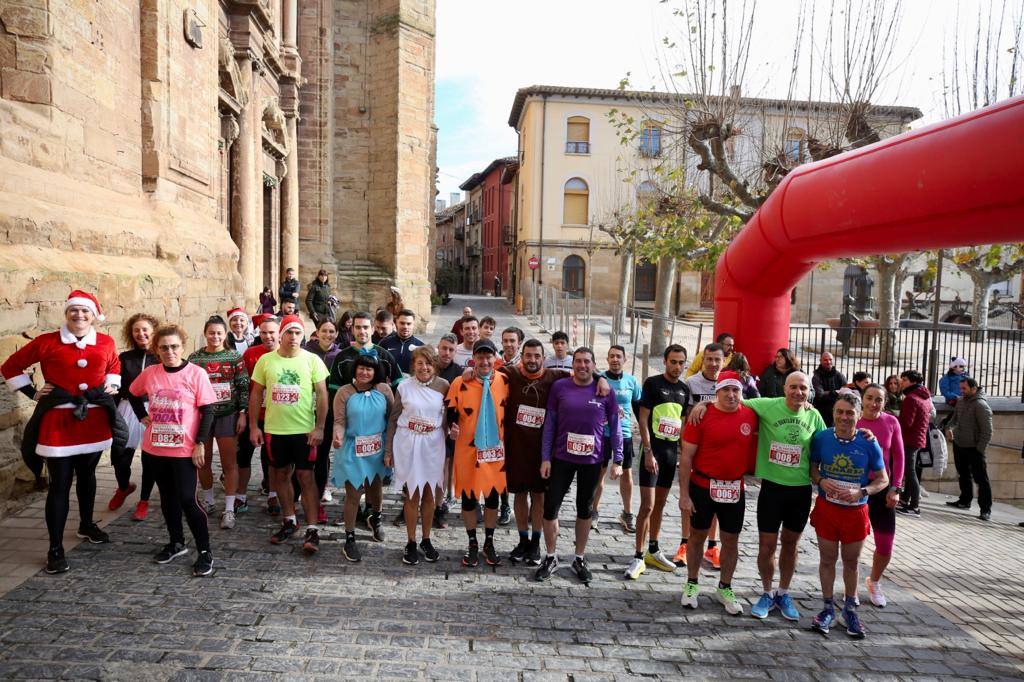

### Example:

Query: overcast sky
xmin=434 ymin=0 xmax=1019 ymax=201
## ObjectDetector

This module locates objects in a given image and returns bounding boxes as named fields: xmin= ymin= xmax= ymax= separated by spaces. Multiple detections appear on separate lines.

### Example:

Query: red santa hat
xmin=65 ymin=290 xmax=104 ymax=321
xmin=227 ymin=307 xmax=248 ymax=323
xmin=279 ymin=314 xmax=304 ymax=336
xmin=252 ymin=313 xmax=274 ymax=328
xmin=715 ymin=370 xmax=743 ymax=392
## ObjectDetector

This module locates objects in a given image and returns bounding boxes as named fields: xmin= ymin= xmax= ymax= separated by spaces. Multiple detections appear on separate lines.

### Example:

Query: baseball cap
xmin=473 ymin=339 xmax=498 ymax=355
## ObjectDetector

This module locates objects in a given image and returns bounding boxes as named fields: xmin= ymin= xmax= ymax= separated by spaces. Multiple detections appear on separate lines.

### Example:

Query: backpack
xmin=918 ymin=422 xmax=949 ymax=475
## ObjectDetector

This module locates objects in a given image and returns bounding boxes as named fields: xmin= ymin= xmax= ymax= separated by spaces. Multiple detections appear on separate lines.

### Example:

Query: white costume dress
xmin=387 ymin=376 xmax=449 ymax=496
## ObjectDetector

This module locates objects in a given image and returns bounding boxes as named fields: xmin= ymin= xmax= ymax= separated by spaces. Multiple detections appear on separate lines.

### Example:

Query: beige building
xmin=0 ymin=0 xmax=435 ymax=509
xmin=506 ymin=85 xmax=934 ymax=320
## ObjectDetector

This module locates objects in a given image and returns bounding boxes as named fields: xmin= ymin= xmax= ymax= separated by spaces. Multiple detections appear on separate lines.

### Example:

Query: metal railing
xmin=565 ymin=141 xmax=590 ymax=154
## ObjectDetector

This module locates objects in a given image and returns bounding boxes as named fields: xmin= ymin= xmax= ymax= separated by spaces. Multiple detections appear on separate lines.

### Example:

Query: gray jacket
xmin=949 ymin=391 xmax=993 ymax=452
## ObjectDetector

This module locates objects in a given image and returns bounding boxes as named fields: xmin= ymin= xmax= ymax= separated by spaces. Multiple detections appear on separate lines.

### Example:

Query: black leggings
xmin=461 ymin=489 xmax=500 ymax=512
xmin=114 ymin=448 xmax=156 ymax=501
xmin=45 ymin=452 xmax=101 ymax=549
xmin=143 ymin=452 xmax=210 ymax=552
xmin=543 ymin=458 xmax=602 ymax=521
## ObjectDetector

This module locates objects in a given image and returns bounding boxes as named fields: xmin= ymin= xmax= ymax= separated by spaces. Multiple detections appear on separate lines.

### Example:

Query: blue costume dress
xmin=332 ymin=383 xmax=392 ymax=489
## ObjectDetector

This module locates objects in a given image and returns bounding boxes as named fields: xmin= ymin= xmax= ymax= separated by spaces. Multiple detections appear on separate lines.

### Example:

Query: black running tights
xmin=143 ymin=452 xmax=210 ymax=552
xmin=45 ymin=452 xmax=101 ymax=549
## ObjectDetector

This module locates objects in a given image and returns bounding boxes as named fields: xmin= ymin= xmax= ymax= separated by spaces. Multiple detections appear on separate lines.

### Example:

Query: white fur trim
xmin=280 ymin=321 xmax=304 ymax=335
xmin=36 ymin=439 xmax=112 ymax=457
xmin=105 ymin=374 xmax=121 ymax=388
xmin=5 ymin=373 xmax=31 ymax=391
xmin=59 ymin=326 xmax=97 ymax=347
xmin=65 ymin=296 xmax=103 ymax=320
xmin=715 ymin=378 xmax=743 ymax=391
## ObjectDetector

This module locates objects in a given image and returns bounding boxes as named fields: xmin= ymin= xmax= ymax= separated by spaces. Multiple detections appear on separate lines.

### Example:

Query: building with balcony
xmin=459 ymin=157 xmax=516 ymax=297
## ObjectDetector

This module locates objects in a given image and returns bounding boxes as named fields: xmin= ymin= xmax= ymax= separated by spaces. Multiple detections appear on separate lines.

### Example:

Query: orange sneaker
xmin=704 ymin=545 xmax=721 ymax=569
xmin=672 ymin=542 xmax=687 ymax=567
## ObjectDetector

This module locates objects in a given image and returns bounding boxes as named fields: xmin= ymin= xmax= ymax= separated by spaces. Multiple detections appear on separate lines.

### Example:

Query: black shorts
xmin=236 ymin=419 xmax=263 ymax=469
xmin=506 ymin=448 xmax=547 ymax=494
xmin=689 ymin=481 xmax=746 ymax=535
xmin=543 ymin=458 xmax=602 ymax=521
xmin=264 ymin=433 xmax=317 ymax=471
xmin=756 ymin=479 xmax=813 ymax=534
xmin=638 ymin=441 xmax=678 ymax=489
xmin=601 ymin=437 xmax=634 ymax=469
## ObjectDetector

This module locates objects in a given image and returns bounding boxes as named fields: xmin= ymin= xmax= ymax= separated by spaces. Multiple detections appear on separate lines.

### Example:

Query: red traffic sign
xmin=528 ymin=256 xmax=539 ymax=270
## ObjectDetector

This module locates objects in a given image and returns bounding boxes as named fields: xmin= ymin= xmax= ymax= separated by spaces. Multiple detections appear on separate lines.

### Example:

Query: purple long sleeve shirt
xmin=541 ymin=377 xmax=623 ymax=465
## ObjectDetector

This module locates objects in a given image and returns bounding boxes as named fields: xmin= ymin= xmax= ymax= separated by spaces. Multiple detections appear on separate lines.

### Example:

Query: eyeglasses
xmin=158 ymin=343 xmax=182 ymax=351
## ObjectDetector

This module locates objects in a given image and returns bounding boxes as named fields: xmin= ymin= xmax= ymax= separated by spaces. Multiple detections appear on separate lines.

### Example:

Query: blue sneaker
xmin=811 ymin=606 xmax=835 ymax=635
xmin=751 ymin=592 xmax=775 ymax=619
xmin=839 ymin=607 xmax=866 ymax=639
xmin=774 ymin=592 xmax=800 ymax=621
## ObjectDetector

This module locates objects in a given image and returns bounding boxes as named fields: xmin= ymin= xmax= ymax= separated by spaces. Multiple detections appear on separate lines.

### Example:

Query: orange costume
xmin=445 ymin=372 xmax=510 ymax=498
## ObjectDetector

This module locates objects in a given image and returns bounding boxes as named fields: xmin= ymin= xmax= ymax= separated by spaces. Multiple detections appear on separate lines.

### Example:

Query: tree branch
xmin=697 ymin=195 xmax=752 ymax=222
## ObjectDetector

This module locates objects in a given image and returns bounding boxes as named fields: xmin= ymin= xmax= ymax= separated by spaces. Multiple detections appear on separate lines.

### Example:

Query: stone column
xmin=230 ymin=58 xmax=258 ymax=303
xmin=281 ymin=115 xmax=300 ymax=275
xmin=282 ymin=0 xmax=297 ymax=50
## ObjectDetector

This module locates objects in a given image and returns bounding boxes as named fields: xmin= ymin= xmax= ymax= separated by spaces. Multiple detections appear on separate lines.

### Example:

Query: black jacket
xmin=21 ymin=386 xmax=128 ymax=478
xmin=116 ymin=348 xmax=156 ymax=403
xmin=305 ymin=280 xmax=332 ymax=318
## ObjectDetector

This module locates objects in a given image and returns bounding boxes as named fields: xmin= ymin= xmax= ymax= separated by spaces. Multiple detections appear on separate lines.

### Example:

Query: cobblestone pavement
xmin=0 ymin=295 xmax=1021 ymax=680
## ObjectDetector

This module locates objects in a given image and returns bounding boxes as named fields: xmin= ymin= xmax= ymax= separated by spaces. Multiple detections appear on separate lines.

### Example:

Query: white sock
xmin=224 ymin=495 xmax=235 ymax=511
xmin=268 ymin=491 xmax=278 ymax=499
xmin=285 ymin=515 xmax=297 ymax=524
xmin=306 ymin=524 xmax=319 ymax=532
xmin=203 ymin=488 xmax=215 ymax=504
xmin=777 ymin=588 xmax=789 ymax=596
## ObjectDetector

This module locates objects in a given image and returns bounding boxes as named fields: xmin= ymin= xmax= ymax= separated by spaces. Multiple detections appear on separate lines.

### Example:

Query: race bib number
xmin=354 ymin=434 xmax=382 ymax=457
xmin=270 ymin=384 xmax=300 ymax=405
xmin=567 ymin=432 xmax=596 ymax=457
xmin=709 ymin=478 xmax=742 ymax=504
xmin=515 ymin=405 xmax=545 ymax=428
xmin=407 ymin=415 xmax=436 ymax=434
xmin=477 ymin=443 xmax=505 ymax=464
xmin=825 ymin=479 xmax=862 ymax=506
xmin=655 ymin=416 xmax=682 ymax=441
xmin=212 ymin=382 xmax=232 ymax=403
xmin=150 ymin=423 xmax=184 ymax=448
xmin=768 ymin=442 xmax=802 ymax=468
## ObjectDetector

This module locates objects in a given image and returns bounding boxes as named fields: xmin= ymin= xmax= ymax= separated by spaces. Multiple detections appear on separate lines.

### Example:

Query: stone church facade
xmin=0 ymin=0 xmax=436 ymax=509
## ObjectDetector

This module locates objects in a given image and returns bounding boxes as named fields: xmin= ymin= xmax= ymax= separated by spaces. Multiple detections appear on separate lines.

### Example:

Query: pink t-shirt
xmin=130 ymin=363 xmax=217 ymax=458
xmin=857 ymin=412 xmax=905 ymax=488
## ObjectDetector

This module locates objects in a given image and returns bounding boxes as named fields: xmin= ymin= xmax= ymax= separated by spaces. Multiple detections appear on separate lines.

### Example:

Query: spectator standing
xmin=279 ymin=267 xmax=300 ymax=306
xmin=812 ymin=352 xmax=847 ymax=427
xmin=945 ymin=377 xmax=993 ymax=520
xmin=759 ymin=348 xmax=801 ymax=398
xmin=896 ymin=370 xmax=932 ymax=516
xmin=259 ymin=287 xmax=277 ymax=315
xmin=939 ymin=357 xmax=969 ymax=406
xmin=305 ymin=269 xmax=332 ymax=326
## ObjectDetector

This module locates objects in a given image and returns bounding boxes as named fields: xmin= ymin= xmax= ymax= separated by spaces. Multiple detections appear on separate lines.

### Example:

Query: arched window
xmin=563 ymin=177 xmax=589 ymax=225
xmin=566 ymin=116 xmax=590 ymax=154
xmin=563 ymin=255 xmax=585 ymax=296
xmin=636 ymin=180 xmax=658 ymax=210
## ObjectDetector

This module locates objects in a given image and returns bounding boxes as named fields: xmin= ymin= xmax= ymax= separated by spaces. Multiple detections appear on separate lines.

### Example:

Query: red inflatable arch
xmin=713 ymin=95 xmax=1024 ymax=375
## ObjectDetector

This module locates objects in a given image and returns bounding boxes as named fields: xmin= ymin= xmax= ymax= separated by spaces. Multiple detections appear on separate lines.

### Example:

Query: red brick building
xmin=460 ymin=157 xmax=516 ymax=296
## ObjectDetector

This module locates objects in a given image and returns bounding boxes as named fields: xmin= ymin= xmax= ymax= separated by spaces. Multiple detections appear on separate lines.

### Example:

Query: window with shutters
xmin=563 ymin=177 xmax=589 ymax=226
xmin=566 ymin=116 xmax=590 ymax=154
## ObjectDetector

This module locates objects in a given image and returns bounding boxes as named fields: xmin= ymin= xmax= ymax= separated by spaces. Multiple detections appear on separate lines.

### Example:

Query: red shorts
xmin=810 ymin=497 xmax=870 ymax=544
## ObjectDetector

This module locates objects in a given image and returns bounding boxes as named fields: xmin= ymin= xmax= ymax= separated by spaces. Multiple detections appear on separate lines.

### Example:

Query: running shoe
xmin=260 ymin=479 xmax=270 ymax=495
xmin=302 ymin=528 xmax=320 ymax=554
xmin=342 ymin=536 xmax=361 ymax=563
xmin=703 ymin=546 xmax=721 ymax=570
xmin=266 ymin=497 xmax=281 ymax=516
xmin=317 ymin=506 xmax=328 ymax=525
xmin=715 ymin=586 xmax=743 ymax=615
xmin=838 ymin=607 xmax=866 ymax=639
xmin=866 ymin=577 xmax=887 ymax=608
xmin=462 ymin=541 xmax=479 ymax=568
xmin=234 ymin=499 xmax=249 ymax=514
xmin=192 ymin=551 xmax=214 ymax=577
xmin=811 ymin=606 xmax=836 ymax=636
xmin=672 ymin=543 xmax=688 ymax=567
xmin=154 ymin=542 xmax=188 ymax=564
xmin=590 ymin=508 xmax=601 ymax=529
xmin=534 ymin=554 xmax=558 ymax=582
xmin=895 ymin=503 xmax=920 ymax=516
xmin=618 ymin=511 xmax=636 ymax=533
xmin=45 ymin=548 xmax=69 ymax=575
xmin=420 ymin=538 xmax=439 ymax=563
xmin=321 ymin=489 xmax=333 ymax=504
xmin=498 ymin=503 xmax=512 ymax=526
xmin=571 ymin=556 xmax=592 ymax=584
xmin=623 ymin=557 xmax=646 ymax=581
xmin=402 ymin=541 xmax=420 ymax=566
xmin=76 ymin=523 xmax=110 ymax=544
xmin=680 ymin=581 xmax=700 ymax=609
xmin=203 ymin=500 xmax=217 ymax=515
xmin=270 ymin=519 xmax=298 ymax=544
xmin=526 ymin=539 xmax=542 ymax=566
xmin=483 ymin=540 xmax=501 ymax=566
xmin=945 ymin=499 xmax=970 ymax=509
xmin=750 ymin=592 xmax=775 ymax=619
xmin=220 ymin=510 xmax=236 ymax=530
xmin=369 ymin=511 xmax=385 ymax=542
xmin=980 ymin=511 xmax=991 ymax=521
xmin=644 ymin=549 xmax=677 ymax=572
xmin=432 ymin=506 xmax=448 ymax=530
xmin=509 ymin=539 xmax=528 ymax=564
xmin=131 ymin=500 xmax=149 ymax=522
xmin=108 ymin=483 xmax=137 ymax=511
xmin=774 ymin=592 xmax=800 ymax=621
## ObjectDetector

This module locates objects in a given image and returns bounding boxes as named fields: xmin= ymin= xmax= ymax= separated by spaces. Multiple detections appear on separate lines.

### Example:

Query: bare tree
xmin=948 ymin=245 xmax=1024 ymax=341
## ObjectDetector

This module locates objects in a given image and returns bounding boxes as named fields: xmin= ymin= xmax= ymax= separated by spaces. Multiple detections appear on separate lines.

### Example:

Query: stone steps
xmin=681 ymin=309 xmax=715 ymax=324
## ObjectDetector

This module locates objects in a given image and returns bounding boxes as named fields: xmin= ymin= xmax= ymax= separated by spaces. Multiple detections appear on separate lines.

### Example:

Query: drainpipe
xmin=538 ymin=95 xmax=547 ymax=288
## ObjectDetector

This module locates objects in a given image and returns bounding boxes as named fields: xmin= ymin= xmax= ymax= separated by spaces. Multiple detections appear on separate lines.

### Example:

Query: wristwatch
xmin=891 ymin=486 xmax=904 ymax=494
xmin=860 ymin=487 xmax=868 ymax=498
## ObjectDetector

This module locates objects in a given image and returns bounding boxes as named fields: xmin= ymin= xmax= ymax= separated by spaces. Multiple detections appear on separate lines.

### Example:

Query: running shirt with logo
xmin=453 ymin=344 xmax=474 ymax=367
xmin=541 ymin=378 xmax=621 ymax=465
xmin=602 ymin=371 xmax=642 ymax=439
xmin=810 ymin=429 xmax=885 ymax=506
xmin=187 ymin=348 xmax=249 ymax=417
xmin=250 ymin=350 xmax=329 ymax=435
xmin=640 ymin=374 xmax=691 ymax=445
xmin=129 ymin=363 xmax=217 ymax=458
xmin=682 ymin=404 xmax=758 ymax=494
xmin=743 ymin=397 xmax=826 ymax=486
xmin=685 ymin=372 xmax=718 ymax=405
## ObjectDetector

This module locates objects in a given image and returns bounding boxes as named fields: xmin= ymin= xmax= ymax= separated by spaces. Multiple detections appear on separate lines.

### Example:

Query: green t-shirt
xmin=251 ymin=349 xmax=329 ymax=435
xmin=743 ymin=397 xmax=826 ymax=486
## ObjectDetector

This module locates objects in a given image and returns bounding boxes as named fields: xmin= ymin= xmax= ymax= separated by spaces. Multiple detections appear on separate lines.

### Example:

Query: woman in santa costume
xmin=226 ymin=307 xmax=255 ymax=355
xmin=1 ymin=290 xmax=124 ymax=574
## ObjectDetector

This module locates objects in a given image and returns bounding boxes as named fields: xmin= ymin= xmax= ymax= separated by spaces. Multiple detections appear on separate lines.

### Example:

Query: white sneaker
xmin=321 ymin=489 xmax=333 ymax=503
xmin=623 ymin=557 xmax=646 ymax=580
xmin=866 ymin=577 xmax=887 ymax=608
xmin=644 ymin=549 xmax=677 ymax=572
xmin=715 ymin=586 xmax=743 ymax=615
xmin=203 ymin=500 xmax=217 ymax=515
xmin=681 ymin=581 xmax=699 ymax=609
xmin=220 ymin=510 xmax=236 ymax=530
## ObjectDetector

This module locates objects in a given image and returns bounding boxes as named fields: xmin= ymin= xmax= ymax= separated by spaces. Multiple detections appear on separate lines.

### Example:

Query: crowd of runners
xmin=3 ymin=289 xmax=973 ymax=640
